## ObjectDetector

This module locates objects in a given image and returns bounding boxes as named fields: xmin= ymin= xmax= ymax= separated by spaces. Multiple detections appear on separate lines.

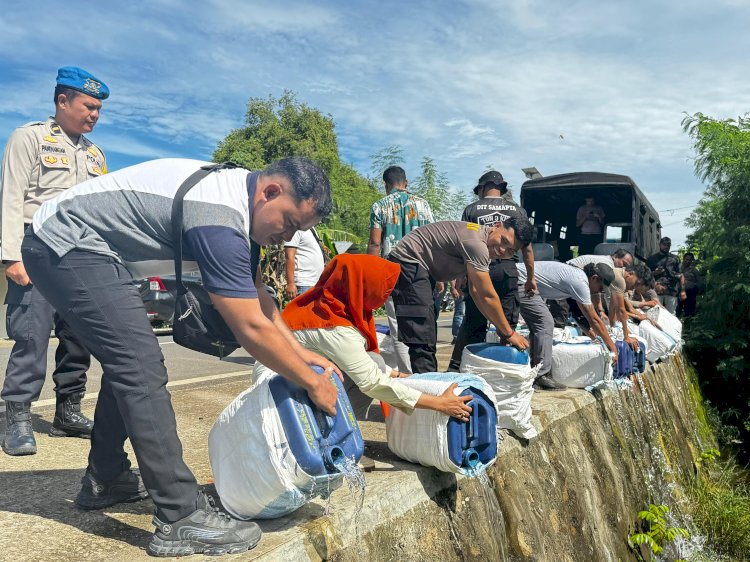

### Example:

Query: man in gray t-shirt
xmin=516 ymin=261 xmax=618 ymax=390
xmin=388 ymin=218 xmax=534 ymax=373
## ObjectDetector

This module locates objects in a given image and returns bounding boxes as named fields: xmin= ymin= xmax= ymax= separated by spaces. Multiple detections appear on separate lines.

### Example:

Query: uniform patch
xmin=50 ymin=124 xmax=62 ymax=134
xmin=43 ymin=135 xmax=58 ymax=143
xmin=467 ymin=222 xmax=480 ymax=231
xmin=44 ymin=155 xmax=58 ymax=165
xmin=61 ymin=157 xmax=70 ymax=165
xmin=92 ymin=166 xmax=102 ymax=174
xmin=82 ymin=78 xmax=102 ymax=96
xmin=87 ymin=147 xmax=99 ymax=157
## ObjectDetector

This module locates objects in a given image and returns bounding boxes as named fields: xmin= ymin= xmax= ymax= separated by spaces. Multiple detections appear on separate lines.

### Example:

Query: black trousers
xmin=578 ymin=233 xmax=601 ymax=255
xmin=388 ymin=257 xmax=438 ymax=374
xmin=2 ymin=260 xmax=89 ymax=403
xmin=677 ymin=288 xmax=698 ymax=317
xmin=22 ymin=233 xmax=198 ymax=523
xmin=448 ymin=260 xmax=519 ymax=371
xmin=547 ymin=298 xmax=570 ymax=329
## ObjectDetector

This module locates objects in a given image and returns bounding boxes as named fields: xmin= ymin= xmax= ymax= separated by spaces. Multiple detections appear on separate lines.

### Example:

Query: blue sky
xmin=2 ymin=0 xmax=748 ymax=247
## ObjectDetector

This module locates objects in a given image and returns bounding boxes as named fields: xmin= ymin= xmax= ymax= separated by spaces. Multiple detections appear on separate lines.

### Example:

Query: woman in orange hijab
xmin=283 ymin=254 xmax=471 ymax=422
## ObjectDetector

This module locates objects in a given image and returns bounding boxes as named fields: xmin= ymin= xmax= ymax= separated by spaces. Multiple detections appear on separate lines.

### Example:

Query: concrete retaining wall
xmin=264 ymin=353 xmax=714 ymax=562
xmin=0 ymin=352 xmax=713 ymax=561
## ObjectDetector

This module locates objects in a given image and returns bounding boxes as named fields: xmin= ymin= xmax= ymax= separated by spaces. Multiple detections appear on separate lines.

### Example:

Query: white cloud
xmin=91 ymin=133 xmax=186 ymax=160
xmin=1 ymin=0 xmax=747 ymax=249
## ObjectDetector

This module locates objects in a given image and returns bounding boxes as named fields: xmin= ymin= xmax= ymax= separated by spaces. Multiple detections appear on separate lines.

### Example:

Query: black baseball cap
xmin=593 ymin=263 xmax=615 ymax=286
xmin=474 ymin=170 xmax=507 ymax=195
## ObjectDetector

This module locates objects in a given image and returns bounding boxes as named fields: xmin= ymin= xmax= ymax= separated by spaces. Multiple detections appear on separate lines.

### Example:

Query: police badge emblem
xmin=82 ymin=78 xmax=102 ymax=96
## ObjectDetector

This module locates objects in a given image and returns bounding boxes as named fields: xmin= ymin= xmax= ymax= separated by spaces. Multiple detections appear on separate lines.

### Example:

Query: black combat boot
xmin=2 ymin=401 xmax=37 ymax=456
xmin=49 ymin=391 xmax=93 ymax=438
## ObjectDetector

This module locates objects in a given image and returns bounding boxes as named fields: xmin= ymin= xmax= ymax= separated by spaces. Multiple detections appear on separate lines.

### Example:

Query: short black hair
xmin=612 ymin=249 xmax=633 ymax=261
xmin=660 ymin=236 xmax=671 ymax=244
xmin=54 ymin=85 xmax=81 ymax=106
xmin=625 ymin=264 xmax=653 ymax=286
xmin=500 ymin=214 xmax=535 ymax=246
xmin=583 ymin=263 xmax=598 ymax=280
xmin=383 ymin=166 xmax=407 ymax=187
xmin=263 ymin=157 xmax=332 ymax=218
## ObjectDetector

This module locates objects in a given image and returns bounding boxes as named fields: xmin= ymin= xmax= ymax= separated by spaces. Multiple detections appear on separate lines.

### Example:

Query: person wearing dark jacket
xmin=646 ymin=237 xmax=683 ymax=314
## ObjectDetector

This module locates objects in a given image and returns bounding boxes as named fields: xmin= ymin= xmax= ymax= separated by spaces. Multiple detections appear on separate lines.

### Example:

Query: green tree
xmin=369 ymin=145 xmax=405 ymax=190
xmin=213 ymin=91 xmax=380 ymax=241
xmin=681 ymin=112 xmax=750 ymax=453
xmin=413 ymin=156 xmax=470 ymax=221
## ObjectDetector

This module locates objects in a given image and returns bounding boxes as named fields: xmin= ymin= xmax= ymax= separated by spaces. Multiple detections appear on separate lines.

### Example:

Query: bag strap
xmin=308 ymin=226 xmax=331 ymax=264
xmin=172 ymin=162 xmax=239 ymax=295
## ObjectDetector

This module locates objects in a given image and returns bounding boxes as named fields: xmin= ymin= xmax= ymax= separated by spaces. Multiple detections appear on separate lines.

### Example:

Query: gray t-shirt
xmin=517 ymin=261 xmax=592 ymax=305
xmin=567 ymin=254 xmax=626 ymax=296
xmin=388 ymin=221 xmax=491 ymax=281
xmin=33 ymin=158 xmax=259 ymax=298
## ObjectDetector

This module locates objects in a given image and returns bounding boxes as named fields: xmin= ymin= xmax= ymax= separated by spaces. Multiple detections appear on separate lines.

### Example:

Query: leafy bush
xmin=628 ymin=504 xmax=689 ymax=561
xmin=688 ymin=454 xmax=750 ymax=560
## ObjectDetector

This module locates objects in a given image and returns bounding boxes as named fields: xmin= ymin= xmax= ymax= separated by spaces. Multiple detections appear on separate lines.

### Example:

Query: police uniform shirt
xmin=461 ymin=192 xmax=528 ymax=261
xmin=388 ymin=221 xmax=494 ymax=282
xmin=0 ymin=117 xmax=106 ymax=261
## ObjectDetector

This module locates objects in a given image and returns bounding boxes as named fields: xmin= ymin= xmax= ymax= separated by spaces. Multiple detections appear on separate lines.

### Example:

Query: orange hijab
xmin=282 ymin=254 xmax=401 ymax=352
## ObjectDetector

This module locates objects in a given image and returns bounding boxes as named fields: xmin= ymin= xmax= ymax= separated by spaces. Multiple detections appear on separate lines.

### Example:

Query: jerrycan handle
xmin=310 ymin=366 xmax=336 ymax=437
xmin=310 ymin=365 xmax=354 ymax=440
xmin=470 ymin=392 xmax=494 ymax=448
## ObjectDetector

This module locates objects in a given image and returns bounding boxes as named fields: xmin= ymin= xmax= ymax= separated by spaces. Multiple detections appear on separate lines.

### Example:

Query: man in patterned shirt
xmin=367 ymin=166 xmax=434 ymax=374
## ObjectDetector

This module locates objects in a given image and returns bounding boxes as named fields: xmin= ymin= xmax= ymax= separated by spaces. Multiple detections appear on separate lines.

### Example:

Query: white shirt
xmin=284 ymin=229 xmax=325 ymax=287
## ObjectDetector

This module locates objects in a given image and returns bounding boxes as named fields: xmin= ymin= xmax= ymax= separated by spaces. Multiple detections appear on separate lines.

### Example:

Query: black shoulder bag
xmin=171 ymin=162 xmax=241 ymax=358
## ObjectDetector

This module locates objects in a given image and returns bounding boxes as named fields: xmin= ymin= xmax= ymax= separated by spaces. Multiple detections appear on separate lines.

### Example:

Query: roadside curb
xmin=0 ymin=369 xmax=252 ymax=415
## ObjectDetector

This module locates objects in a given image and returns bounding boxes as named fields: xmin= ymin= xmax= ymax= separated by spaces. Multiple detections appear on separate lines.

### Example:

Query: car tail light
xmin=148 ymin=277 xmax=167 ymax=292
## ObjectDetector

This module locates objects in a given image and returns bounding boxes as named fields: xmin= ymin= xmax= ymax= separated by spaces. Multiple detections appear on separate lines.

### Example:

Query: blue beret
xmin=56 ymin=66 xmax=109 ymax=100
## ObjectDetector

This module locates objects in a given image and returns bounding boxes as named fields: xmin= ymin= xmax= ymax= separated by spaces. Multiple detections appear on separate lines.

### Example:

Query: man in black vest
xmin=448 ymin=171 xmax=537 ymax=370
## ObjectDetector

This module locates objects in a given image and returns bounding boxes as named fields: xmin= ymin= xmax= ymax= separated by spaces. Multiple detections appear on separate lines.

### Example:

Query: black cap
xmin=474 ymin=170 xmax=507 ymax=195
xmin=660 ymin=236 xmax=671 ymax=244
xmin=593 ymin=263 xmax=615 ymax=286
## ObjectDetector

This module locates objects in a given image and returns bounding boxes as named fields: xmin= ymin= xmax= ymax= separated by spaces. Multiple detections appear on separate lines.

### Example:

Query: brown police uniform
xmin=1 ymin=117 xmax=106 ymax=261
xmin=0 ymin=116 xmax=104 ymax=406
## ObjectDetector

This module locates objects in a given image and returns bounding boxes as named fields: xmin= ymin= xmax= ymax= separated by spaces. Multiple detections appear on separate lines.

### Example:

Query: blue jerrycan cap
xmin=446 ymin=388 xmax=498 ymax=469
xmin=268 ymin=365 xmax=365 ymax=476
xmin=467 ymin=343 xmax=530 ymax=365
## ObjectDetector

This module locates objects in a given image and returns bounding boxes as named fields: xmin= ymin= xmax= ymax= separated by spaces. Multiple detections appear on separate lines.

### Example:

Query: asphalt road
xmin=0 ymin=313 xmax=458 ymax=409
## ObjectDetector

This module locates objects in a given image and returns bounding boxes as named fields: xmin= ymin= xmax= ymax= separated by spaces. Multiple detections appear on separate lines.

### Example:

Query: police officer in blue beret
xmin=0 ymin=67 xmax=109 ymax=456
